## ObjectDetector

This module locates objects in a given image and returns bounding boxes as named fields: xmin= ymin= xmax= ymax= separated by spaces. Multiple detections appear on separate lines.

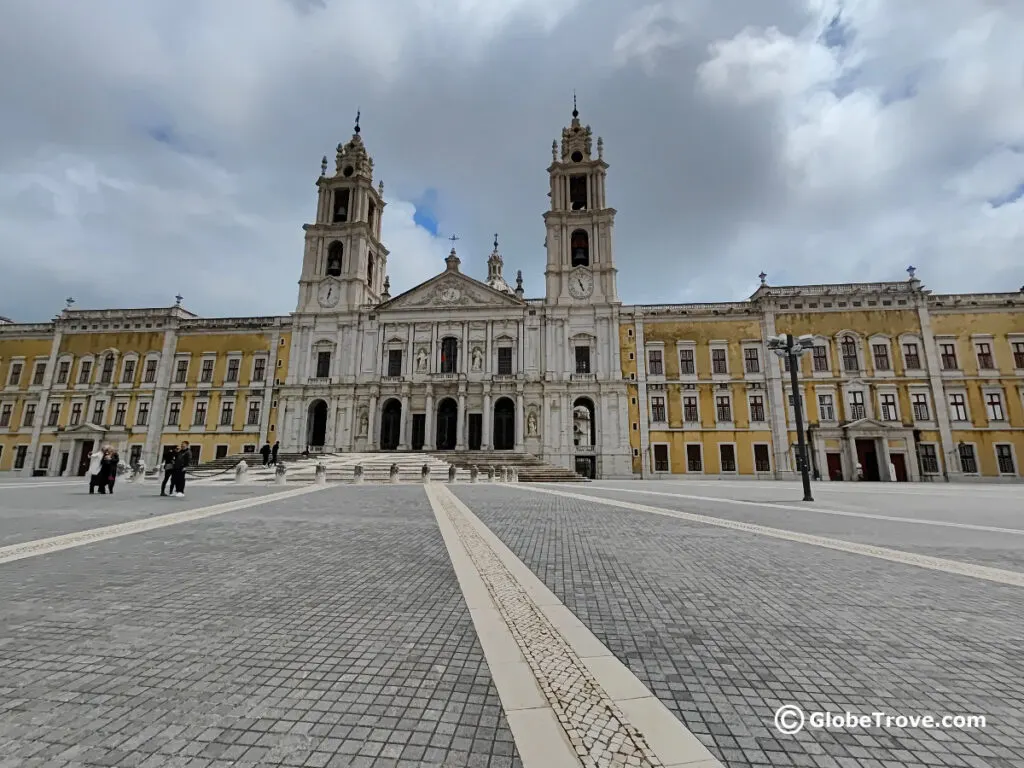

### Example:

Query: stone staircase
xmin=431 ymin=450 xmax=587 ymax=483
xmin=200 ymin=452 xmax=473 ymax=485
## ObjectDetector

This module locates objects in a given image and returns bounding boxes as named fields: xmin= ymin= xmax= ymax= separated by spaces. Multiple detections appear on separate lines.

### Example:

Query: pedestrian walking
xmin=102 ymin=447 xmax=120 ymax=495
xmin=270 ymin=440 xmax=280 ymax=465
xmin=171 ymin=440 xmax=191 ymax=497
xmin=160 ymin=446 xmax=178 ymax=496
xmin=260 ymin=442 xmax=271 ymax=466
xmin=87 ymin=447 xmax=105 ymax=494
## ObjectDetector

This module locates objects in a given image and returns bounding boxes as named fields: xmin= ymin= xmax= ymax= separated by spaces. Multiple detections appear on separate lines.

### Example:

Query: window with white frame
xmin=879 ymin=392 xmax=899 ymax=421
xmin=719 ymin=444 xmax=737 ymax=472
xmin=77 ymin=359 xmax=92 ymax=384
xmin=817 ymin=393 xmax=835 ymax=421
xmin=200 ymin=358 xmax=215 ymax=383
xmin=136 ymin=401 xmax=150 ymax=426
xmin=812 ymin=345 xmax=829 ymax=372
xmin=226 ymin=357 xmax=241 ymax=383
xmin=872 ymin=343 xmax=891 ymax=371
xmin=121 ymin=357 xmax=136 ymax=384
xmin=22 ymin=403 xmax=36 ymax=427
xmin=848 ymin=391 xmax=866 ymax=420
xmin=748 ymin=394 xmax=765 ymax=422
xmin=650 ymin=396 xmax=666 ymax=423
xmin=69 ymin=402 xmax=82 ymax=426
xmin=939 ymin=343 xmax=958 ymax=370
xmin=715 ymin=394 xmax=732 ymax=423
xmin=840 ymin=336 xmax=859 ymax=372
xmin=174 ymin=359 xmax=189 ymax=384
xmin=958 ymin=443 xmax=978 ymax=474
xmin=919 ymin=444 xmax=940 ymax=474
xmin=220 ymin=400 xmax=234 ymax=426
xmin=252 ymin=357 xmax=267 ymax=382
xmin=32 ymin=362 xmax=46 ymax=386
xmin=902 ymin=342 xmax=922 ymax=369
xmin=711 ymin=348 xmax=728 ymax=375
xmin=995 ymin=444 xmax=1016 ymax=475
xmin=113 ymin=401 xmax=128 ymax=426
xmin=91 ymin=400 xmax=105 ymax=424
xmin=1 ymin=402 xmax=14 ymax=427
xmin=975 ymin=342 xmax=995 ymax=371
xmin=948 ymin=392 xmax=968 ymax=422
xmin=678 ymin=348 xmax=696 ymax=375
xmin=682 ymin=395 xmax=699 ymax=423
xmin=1013 ymin=341 xmax=1024 ymax=370
xmin=47 ymin=402 xmax=60 ymax=426
xmin=167 ymin=401 xmax=180 ymax=426
xmin=652 ymin=444 xmax=669 ymax=472
xmin=911 ymin=392 xmax=930 ymax=421
xmin=985 ymin=391 xmax=1005 ymax=421
xmin=99 ymin=354 xmax=116 ymax=384
xmin=647 ymin=349 xmax=663 ymax=376
xmin=753 ymin=444 xmax=771 ymax=472
xmin=786 ymin=392 xmax=806 ymax=423
xmin=143 ymin=357 xmax=158 ymax=383
xmin=686 ymin=444 xmax=702 ymax=472
xmin=247 ymin=400 xmax=261 ymax=426
xmin=56 ymin=359 xmax=71 ymax=384
xmin=743 ymin=347 xmax=760 ymax=374
xmin=193 ymin=400 xmax=208 ymax=426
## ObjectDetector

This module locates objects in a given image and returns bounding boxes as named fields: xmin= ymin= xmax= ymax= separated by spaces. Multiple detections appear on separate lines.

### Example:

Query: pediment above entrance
xmin=62 ymin=422 xmax=109 ymax=435
xmin=842 ymin=417 xmax=899 ymax=431
xmin=377 ymin=272 xmax=524 ymax=312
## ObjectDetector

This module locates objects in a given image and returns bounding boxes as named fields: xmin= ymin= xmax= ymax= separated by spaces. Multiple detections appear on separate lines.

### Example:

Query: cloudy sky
xmin=1 ymin=0 xmax=1022 ymax=322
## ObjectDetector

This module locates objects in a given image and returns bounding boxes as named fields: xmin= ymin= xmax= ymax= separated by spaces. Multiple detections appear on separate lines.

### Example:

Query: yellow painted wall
xmin=0 ymin=336 xmax=54 ymax=389
xmin=641 ymin=317 xmax=762 ymax=378
xmin=268 ymin=332 xmax=292 ymax=439
xmin=58 ymin=331 xmax=166 ymax=357
xmin=776 ymin=310 xmax=922 ymax=376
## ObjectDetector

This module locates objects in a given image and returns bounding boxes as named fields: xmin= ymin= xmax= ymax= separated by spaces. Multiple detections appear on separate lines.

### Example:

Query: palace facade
xmin=1 ymin=110 xmax=1022 ymax=481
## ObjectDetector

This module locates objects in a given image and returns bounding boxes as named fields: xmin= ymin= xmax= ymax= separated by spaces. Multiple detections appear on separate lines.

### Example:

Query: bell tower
xmin=297 ymin=112 xmax=390 ymax=314
xmin=543 ymin=98 xmax=618 ymax=305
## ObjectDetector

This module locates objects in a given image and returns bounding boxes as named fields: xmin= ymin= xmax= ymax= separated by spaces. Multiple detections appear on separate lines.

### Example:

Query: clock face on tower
xmin=317 ymin=279 xmax=340 ymax=308
xmin=568 ymin=268 xmax=594 ymax=299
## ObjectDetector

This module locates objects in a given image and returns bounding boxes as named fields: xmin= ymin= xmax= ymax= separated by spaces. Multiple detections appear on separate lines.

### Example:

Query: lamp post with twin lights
xmin=768 ymin=333 xmax=815 ymax=502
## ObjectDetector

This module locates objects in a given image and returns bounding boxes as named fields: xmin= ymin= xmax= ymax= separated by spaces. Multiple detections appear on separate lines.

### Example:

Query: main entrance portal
xmin=307 ymin=400 xmax=328 ymax=449
xmin=493 ymin=398 xmax=515 ymax=450
xmin=380 ymin=399 xmax=401 ymax=450
xmin=436 ymin=398 xmax=457 ymax=451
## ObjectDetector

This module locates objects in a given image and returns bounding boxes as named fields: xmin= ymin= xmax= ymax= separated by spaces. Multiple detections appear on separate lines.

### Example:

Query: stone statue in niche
xmin=357 ymin=409 xmax=369 ymax=438
xmin=527 ymin=410 xmax=539 ymax=437
xmin=415 ymin=347 xmax=429 ymax=372
xmin=573 ymin=406 xmax=592 ymax=448
xmin=471 ymin=347 xmax=483 ymax=372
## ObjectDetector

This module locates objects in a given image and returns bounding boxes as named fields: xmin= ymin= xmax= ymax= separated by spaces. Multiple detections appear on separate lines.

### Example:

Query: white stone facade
xmin=278 ymin=110 xmax=633 ymax=478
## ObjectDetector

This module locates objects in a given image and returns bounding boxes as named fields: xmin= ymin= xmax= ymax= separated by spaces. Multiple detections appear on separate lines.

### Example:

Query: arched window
xmin=100 ymin=353 xmax=116 ymax=384
xmin=367 ymin=254 xmax=374 ymax=284
xmin=440 ymin=337 xmax=458 ymax=373
xmin=326 ymin=242 xmax=343 ymax=276
xmin=571 ymin=229 xmax=589 ymax=267
xmin=840 ymin=336 xmax=858 ymax=372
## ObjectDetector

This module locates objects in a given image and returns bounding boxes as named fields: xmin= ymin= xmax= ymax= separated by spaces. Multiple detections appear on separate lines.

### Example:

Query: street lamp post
xmin=768 ymin=333 xmax=814 ymax=502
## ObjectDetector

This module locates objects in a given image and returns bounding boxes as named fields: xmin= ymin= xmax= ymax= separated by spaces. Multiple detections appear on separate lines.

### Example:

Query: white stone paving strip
xmin=0 ymin=485 xmax=329 ymax=565
xmin=426 ymin=484 xmax=722 ymax=768
xmin=589 ymin=485 xmax=1024 ymax=536
xmin=518 ymin=485 xmax=1024 ymax=588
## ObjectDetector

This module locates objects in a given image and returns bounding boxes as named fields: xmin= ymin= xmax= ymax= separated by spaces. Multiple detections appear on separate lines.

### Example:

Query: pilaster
xmin=634 ymin=317 xmax=650 ymax=478
xmin=143 ymin=328 xmax=180 ymax=468
xmin=21 ymin=330 xmax=63 ymax=476
xmin=917 ymin=303 xmax=958 ymax=478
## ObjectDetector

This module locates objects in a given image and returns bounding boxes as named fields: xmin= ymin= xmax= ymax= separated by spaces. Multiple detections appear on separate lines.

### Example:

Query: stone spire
xmin=485 ymin=234 xmax=514 ymax=295
xmin=334 ymin=110 xmax=374 ymax=179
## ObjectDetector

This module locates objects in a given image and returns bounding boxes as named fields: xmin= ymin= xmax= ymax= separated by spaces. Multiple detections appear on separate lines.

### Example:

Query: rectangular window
xmin=743 ymin=347 xmax=760 ymax=374
xmin=388 ymin=349 xmax=403 ymax=377
xmin=70 ymin=403 xmax=82 ymax=426
xmin=14 ymin=445 xmax=27 ymax=469
xmin=748 ymin=395 xmax=765 ymax=422
xmin=174 ymin=360 xmax=189 ymax=383
xmin=247 ymin=401 xmax=261 ymax=426
xmin=220 ymin=401 xmax=234 ymax=426
xmin=144 ymin=359 xmax=158 ymax=383
xmin=872 ymin=344 xmax=890 ymax=371
xmin=849 ymin=391 xmax=866 ymax=420
xmin=719 ymin=444 xmax=737 ymax=472
xmin=753 ymin=444 xmax=771 ymax=472
xmin=78 ymin=360 xmax=92 ymax=384
xmin=23 ymin=403 xmax=36 ymax=427
xmin=56 ymin=361 xmax=70 ymax=383
xmin=136 ymin=402 xmax=150 ymax=426
xmin=167 ymin=402 xmax=181 ymax=426
xmin=782 ymin=353 xmax=791 ymax=373
xmin=715 ymin=395 xmax=732 ymax=422
xmin=840 ymin=338 xmax=859 ymax=372
xmin=497 ymin=347 xmax=513 ymax=375
xmin=949 ymin=393 xmax=968 ymax=422
xmin=92 ymin=401 xmax=105 ymax=424
xmin=226 ymin=359 xmax=240 ymax=382
xmin=100 ymin=355 xmax=115 ymax=384
xmin=1013 ymin=341 xmax=1024 ymax=370
xmin=653 ymin=444 xmax=669 ymax=472
xmin=575 ymin=346 xmax=591 ymax=374
xmin=678 ymin=349 xmax=695 ymax=375
xmin=818 ymin=393 xmax=835 ymax=421
xmin=985 ymin=392 xmax=1005 ymax=421
xmin=683 ymin=396 xmax=699 ymax=423
xmin=911 ymin=393 xmax=930 ymax=421
xmin=975 ymin=342 xmax=994 ymax=370
xmin=903 ymin=343 xmax=921 ymax=369
xmin=650 ymin=396 xmax=666 ymax=422
xmin=7 ymin=362 xmax=23 ymax=386
xmin=193 ymin=401 xmax=208 ymax=426
xmin=919 ymin=444 xmax=940 ymax=474
xmin=316 ymin=351 xmax=331 ymax=378
xmin=711 ymin=349 xmax=728 ymax=375
xmin=686 ymin=444 xmax=702 ymax=472
xmin=880 ymin=393 xmax=898 ymax=421
xmin=121 ymin=359 xmax=136 ymax=384
xmin=940 ymin=344 xmax=958 ymax=370
xmin=0 ymin=403 xmax=11 ymax=427
xmin=648 ymin=349 xmax=663 ymax=376
xmin=32 ymin=363 xmax=46 ymax=386
xmin=200 ymin=359 xmax=215 ymax=383
xmin=113 ymin=402 xmax=127 ymax=426
xmin=995 ymin=444 xmax=1016 ymax=475
xmin=787 ymin=393 xmax=804 ymax=422
xmin=812 ymin=345 xmax=829 ymax=372
xmin=440 ymin=337 xmax=458 ymax=373
xmin=38 ymin=445 xmax=52 ymax=470
xmin=47 ymin=402 xmax=60 ymax=426
xmin=253 ymin=358 xmax=267 ymax=381
xmin=958 ymin=443 xmax=977 ymax=474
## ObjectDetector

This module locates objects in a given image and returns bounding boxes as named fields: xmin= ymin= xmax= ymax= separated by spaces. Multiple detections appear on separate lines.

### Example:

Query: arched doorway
xmin=380 ymin=399 xmax=401 ymax=451
xmin=307 ymin=399 xmax=328 ymax=449
xmin=493 ymin=397 xmax=515 ymax=450
xmin=436 ymin=398 xmax=458 ymax=451
xmin=573 ymin=397 xmax=597 ymax=478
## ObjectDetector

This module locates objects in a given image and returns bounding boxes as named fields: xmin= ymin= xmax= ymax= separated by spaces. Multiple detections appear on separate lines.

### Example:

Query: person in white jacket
xmin=87 ymin=447 xmax=106 ymax=494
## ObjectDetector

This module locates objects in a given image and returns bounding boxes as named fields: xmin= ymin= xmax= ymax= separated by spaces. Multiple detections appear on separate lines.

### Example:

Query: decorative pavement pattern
xmin=454 ymin=484 xmax=1024 ymax=768
xmin=0 ymin=485 xmax=522 ymax=767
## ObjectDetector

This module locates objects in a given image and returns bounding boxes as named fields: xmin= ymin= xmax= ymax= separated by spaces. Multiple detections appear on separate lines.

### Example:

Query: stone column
xmin=482 ymin=388 xmax=492 ymax=450
xmin=760 ymin=307 xmax=793 ymax=479
xmin=399 ymin=393 xmax=410 ymax=449
xmin=143 ymin=327 xmax=180 ymax=468
xmin=634 ymin=317 xmax=650 ymax=478
xmin=425 ymin=388 xmax=435 ymax=450
xmin=22 ymin=330 xmax=63 ymax=476
xmin=456 ymin=391 xmax=467 ymax=450
xmin=917 ymin=303 xmax=958 ymax=478
xmin=515 ymin=391 xmax=525 ymax=451
xmin=258 ymin=328 xmax=281 ymax=446
xmin=367 ymin=394 xmax=378 ymax=450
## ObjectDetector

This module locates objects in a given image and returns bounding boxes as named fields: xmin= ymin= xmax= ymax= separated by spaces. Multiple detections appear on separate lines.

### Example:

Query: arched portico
xmin=493 ymin=397 xmax=515 ymax=450
xmin=307 ymin=399 xmax=328 ymax=449
xmin=380 ymin=398 xmax=402 ymax=451
xmin=436 ymin=398 xmax=458 ymax=451
xmin=573 ymin=396 xmax=597 ymax=478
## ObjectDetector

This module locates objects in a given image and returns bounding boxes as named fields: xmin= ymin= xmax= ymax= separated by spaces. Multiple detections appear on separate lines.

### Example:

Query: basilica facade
xmin=1 ymin=109 xmax=1022 ymax=481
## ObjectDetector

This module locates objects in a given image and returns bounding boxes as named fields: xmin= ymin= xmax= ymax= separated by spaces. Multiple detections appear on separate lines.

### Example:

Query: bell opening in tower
xmin=569 ymin=175 xmax=587 ymax=210
xmin=368 ymin=201 xmax=377 ymax=230
xmin=571 ymin=230 xmax=590 ymax=267
xmin=332 ymin=189 xmax=349 ymax=223
xmin=326 ymin=242 xmax=343 ymax=276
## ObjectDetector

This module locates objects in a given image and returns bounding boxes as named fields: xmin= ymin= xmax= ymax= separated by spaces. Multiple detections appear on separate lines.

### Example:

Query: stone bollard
xmin=314 ymin=461 xmax=327 ymax=485
xmin=486 ymin=466 xmax=495 ymax=483
xmin=390 ymin=463 xmax=400 ymax=483
xmin=234 ymin=460 xmax=249 ymax=484
xmin=134 ymin=460 xmax=147 ymax=483
xmin=510 ymin=467 xmax=518 ymax=483
xmin=448 ymin=464 xmax=457 ymax=483
xmin=275 ymin=462 xmax=287 ymax=485
xmin=421 ymin=463 xmax=431 ymax=484
xmin=470 ymin=465 xmax=479 ymax=483
xmin=353 ymin=463 xmax=364 ymax=484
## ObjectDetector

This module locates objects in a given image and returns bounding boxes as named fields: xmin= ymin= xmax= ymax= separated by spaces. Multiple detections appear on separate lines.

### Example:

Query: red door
xmin=826 ymin=452 xmax=843 ymax=481
xmin=890 ymin=453 xmax=908 ymax=482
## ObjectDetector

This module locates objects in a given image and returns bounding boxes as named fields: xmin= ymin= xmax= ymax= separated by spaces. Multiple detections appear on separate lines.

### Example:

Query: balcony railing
xmin=307 ymin=376 xmax=334 ymax=385
xmin=571 ymin=372 xmax=597 ymax=382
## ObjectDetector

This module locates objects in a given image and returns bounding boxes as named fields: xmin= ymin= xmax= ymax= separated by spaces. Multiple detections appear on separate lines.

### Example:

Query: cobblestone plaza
xmin=1 ymin=477 xmax=1022 ymax=767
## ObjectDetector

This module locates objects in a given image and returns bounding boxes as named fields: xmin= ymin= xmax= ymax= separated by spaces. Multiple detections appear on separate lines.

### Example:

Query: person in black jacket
xmin=104 ymin=449 xmax=121 ymax=494
xmin=160 ymin=446 xmax=178 ymax=496
xmin=171 ymin=440 xmax=191 ymax=497
xmin=259 ymin=442 xmax=271 ymax=466
xmin=270 ymin=440 xmax=280 ymax=465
